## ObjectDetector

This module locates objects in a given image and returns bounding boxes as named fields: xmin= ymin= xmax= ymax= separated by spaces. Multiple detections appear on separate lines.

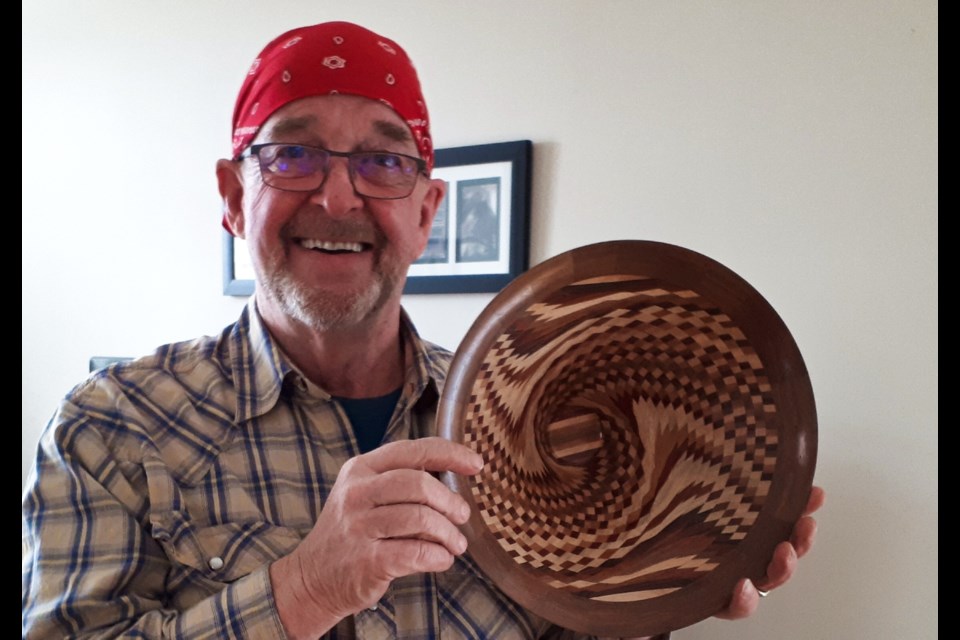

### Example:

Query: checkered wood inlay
xmin=463 ymin=275 xmax=778 ymax=602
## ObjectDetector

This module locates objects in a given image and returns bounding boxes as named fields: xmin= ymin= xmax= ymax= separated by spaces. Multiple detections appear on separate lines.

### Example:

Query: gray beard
xmin=251 ymin=212 xmax=409 ymax=331
xmin=260 ymin=259 xmax=400 ymax=332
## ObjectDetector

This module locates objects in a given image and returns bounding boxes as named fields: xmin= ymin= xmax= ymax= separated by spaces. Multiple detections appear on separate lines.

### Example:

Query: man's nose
xmin=308 ymin=157 xmax=363 ymax=215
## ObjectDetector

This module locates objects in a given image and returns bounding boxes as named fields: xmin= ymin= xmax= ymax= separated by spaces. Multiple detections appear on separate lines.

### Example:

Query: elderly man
xmin=22 ymin=21 xmax=822 ymax=639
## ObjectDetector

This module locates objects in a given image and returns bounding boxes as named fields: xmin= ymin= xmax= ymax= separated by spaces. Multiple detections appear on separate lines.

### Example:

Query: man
xmin=22 ymin=21 xmax=822 ymax=639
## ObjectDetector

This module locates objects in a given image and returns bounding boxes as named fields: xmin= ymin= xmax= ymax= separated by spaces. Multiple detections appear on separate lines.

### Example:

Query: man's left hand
xmin=714 ymin=485 xmax=825 ymax=620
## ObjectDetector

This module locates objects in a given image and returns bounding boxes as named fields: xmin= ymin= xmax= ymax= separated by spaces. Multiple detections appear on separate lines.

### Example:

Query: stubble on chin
xmin=252 ymin=210 xmax=413 ymax=331
xmin=257 ymin=245 xmax=405 ymax=332
xmin=265 ymin=268 xmax=392 ymax=331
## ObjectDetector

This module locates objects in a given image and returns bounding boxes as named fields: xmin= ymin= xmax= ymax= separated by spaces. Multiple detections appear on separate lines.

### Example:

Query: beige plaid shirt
xmin=22 ymin=302 xmax=586 ymax=639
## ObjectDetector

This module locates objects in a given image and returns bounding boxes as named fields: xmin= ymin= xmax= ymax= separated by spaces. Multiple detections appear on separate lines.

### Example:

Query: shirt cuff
xmin=176 ymin=565 xmax=289 ymax=640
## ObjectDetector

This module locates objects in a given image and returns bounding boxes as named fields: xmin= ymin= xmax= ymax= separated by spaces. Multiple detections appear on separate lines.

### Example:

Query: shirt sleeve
xmin=22 ymin=409 xmax=289 ymax=640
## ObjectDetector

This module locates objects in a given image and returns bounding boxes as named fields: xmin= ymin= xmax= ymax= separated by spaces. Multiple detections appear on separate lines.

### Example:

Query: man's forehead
xmin=256 ymin=96 xmax=415 ymax=148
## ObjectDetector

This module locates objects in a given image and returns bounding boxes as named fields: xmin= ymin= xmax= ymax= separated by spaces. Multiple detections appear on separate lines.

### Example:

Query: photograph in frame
xmin=405 ymin=140 xmax=532 ymax=295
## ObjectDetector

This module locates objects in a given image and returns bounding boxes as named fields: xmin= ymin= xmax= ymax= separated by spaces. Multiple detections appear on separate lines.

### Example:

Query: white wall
xmin=23 ymin=2 xmax=937 ymax=638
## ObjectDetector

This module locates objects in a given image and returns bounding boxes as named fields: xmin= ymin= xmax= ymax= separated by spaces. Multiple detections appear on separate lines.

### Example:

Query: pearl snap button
xmin=208 ymin=556 xmax=224 ymax=570
xmin=369 ymin=603 xmax=378 ymax=611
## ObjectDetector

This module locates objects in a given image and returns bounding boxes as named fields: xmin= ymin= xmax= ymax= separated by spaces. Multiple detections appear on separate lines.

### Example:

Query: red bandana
xmin=231 ymin=21 xmax=433 ymax=171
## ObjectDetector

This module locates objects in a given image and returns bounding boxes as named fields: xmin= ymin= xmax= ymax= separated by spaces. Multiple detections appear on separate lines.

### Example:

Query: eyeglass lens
xmin=255 ymin=143 xmax=422 ymax=198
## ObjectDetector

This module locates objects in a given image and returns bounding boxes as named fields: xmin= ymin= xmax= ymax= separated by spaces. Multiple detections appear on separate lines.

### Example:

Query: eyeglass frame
xmin=236 ymin=142 xmax=429 ymax=200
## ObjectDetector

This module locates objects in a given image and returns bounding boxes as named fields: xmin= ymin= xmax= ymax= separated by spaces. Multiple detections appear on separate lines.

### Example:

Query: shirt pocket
xmin=149 ymin=510 xmax=303 ymax=587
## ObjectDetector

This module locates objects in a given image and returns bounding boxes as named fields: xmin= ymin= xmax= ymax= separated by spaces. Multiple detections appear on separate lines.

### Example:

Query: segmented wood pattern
xmin=439 ymin=240 xmax=817 ymax=637
xmin=463 ymin=275 xmax=777 ymax=601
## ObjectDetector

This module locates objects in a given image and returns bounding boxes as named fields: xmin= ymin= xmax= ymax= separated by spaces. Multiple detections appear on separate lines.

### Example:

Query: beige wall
xmin=22 ymin=2 xmax=937 ymax=638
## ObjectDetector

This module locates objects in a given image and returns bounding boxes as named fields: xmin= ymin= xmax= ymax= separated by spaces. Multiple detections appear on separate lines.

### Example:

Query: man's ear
xmin=412 ymin=178 xmax=446 ymax=257
xmin=216 ymin=159 xmax=246 ymax=238
xmin=419 ymin=177 xmax=447 ymax=233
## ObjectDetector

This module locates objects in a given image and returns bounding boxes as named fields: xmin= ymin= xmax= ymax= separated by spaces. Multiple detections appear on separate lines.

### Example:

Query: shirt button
xmin=369 ymin=603 xmax=378 ymax=611
xmin=208 ymin=556 xmax=224 ymax=571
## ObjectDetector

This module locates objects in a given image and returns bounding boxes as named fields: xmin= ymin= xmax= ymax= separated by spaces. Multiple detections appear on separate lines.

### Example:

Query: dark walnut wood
xmin=438 ymin=240 xmax=817 ymax=638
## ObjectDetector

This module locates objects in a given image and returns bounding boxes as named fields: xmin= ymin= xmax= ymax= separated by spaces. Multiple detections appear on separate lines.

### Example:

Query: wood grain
xmin=439 ymin=240 xmax=817 ymax=637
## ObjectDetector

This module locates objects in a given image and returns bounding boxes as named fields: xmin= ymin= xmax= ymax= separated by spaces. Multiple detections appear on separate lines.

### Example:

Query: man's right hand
xmin=269 ymin=437 xmax=483 ymax=639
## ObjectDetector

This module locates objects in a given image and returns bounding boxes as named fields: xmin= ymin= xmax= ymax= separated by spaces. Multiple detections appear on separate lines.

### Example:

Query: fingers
xmin=804 ymin=485 xmax=826 ymax=516
xmin=371 ymin=468 xmax=471 ymax=524
xmin=368 ymin=504 xmax=468 ymax=557
xmin=378 ymin=538 xmax=460 ymax=576
xmin=275 ymin=439 xmax=484 ymax=628
xmin=758 ymin=540 xmax=797 ymax=591
xmin=715 ymin=578 xmax=760 ymax=620
xmin=715 ymin=544 xmax=794 ymax=620
xmin=791 ymin=514 xmax=818 ymax=558
xmin=713 ymin=486 xmax=823 ymax=622
xmin=783 ymin=485 xmax=822 ymax=559
xmin=363 ymin=437 xmax=483 ymax=476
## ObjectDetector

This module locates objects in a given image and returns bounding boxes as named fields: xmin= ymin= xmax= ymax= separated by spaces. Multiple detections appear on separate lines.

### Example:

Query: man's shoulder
xmin=48 ymin=326 xmax=240 ymax=465
xmin=76 ymin=329 xmax=233 ymax=401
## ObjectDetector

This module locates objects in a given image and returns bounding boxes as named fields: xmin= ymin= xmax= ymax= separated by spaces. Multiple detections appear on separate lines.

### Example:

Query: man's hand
xmin=270 ymin=437 xmax=483 ymax=639
xmin=715 ymin=485 xmax=825 ymax=620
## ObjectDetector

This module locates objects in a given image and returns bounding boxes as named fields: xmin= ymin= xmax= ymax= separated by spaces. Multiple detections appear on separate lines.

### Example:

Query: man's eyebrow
xmin=262 ymin=115 xmax=318 ymax=139
xmin=373 ymin=119 xmax=413 ymax=144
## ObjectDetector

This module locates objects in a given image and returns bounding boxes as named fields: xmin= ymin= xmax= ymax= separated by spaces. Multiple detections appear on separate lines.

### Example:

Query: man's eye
xmin=265 ymin=145 xmax=315 ymax=174
xmin=367 ymin=153 xmax=403 ymax=170
xmin=274 ymin=145 xmax=309 ymax=160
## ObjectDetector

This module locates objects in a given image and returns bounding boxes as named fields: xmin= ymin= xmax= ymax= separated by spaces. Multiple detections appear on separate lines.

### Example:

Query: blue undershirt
xmin=333 ymin=387 xmax=403 ymax=454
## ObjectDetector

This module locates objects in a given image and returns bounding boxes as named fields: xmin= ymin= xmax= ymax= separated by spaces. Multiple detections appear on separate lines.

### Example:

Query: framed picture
xmin=222 ymin=139 xmax=532 ymax=296
xmin=406 ymin=140 xmax=532 ymax=294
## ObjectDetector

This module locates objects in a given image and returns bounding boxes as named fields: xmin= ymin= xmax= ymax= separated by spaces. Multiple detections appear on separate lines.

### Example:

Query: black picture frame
xmin=222 ymin=140 xmax=532 ymax=297
xmin=405 ymin=140 xmax=531 ymax=294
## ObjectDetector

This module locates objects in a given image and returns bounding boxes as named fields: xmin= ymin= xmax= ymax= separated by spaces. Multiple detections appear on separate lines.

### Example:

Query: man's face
xmin=219 ymin=95 xmax=444 ymax=332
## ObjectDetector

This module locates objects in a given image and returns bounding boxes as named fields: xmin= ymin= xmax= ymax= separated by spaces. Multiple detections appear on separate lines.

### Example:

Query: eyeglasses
xmin=238 ymin=143 xmax=427 ymax=200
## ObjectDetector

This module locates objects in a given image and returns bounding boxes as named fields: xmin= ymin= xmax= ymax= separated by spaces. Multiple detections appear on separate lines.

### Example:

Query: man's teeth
xmin=299 ymin=239 xmax=364 ymax=252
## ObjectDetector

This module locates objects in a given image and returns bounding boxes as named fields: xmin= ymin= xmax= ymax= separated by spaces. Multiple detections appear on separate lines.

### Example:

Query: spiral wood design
xmin=462 ymin=274 xmax=778 ymax=602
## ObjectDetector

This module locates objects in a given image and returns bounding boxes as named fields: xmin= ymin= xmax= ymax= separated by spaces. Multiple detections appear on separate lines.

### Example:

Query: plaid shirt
xmin=22 ymin=302 xmax=585 ymax=640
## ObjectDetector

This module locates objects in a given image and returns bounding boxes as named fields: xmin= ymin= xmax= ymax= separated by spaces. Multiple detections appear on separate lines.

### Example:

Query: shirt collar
xmin=228 ymin=299 xmax=293 ymax=424
xmin=399 ymin=307 xmax=445 ymax=409
xmin=228 ymin=301 xmax=446 ymax=424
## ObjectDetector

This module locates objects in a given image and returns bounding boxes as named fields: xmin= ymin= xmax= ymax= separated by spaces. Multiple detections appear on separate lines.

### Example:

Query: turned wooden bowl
xmin=439 ymin=240 xmax=817 ymax=637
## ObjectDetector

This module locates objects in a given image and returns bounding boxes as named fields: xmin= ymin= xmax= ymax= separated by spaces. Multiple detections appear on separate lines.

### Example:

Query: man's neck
xmin=256 ymin=297 xmax=406 ymax=398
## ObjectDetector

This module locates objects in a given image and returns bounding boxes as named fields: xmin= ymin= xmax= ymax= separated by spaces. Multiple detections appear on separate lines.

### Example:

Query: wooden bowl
xmin=438 ymin=240 xmax=817 ymax=637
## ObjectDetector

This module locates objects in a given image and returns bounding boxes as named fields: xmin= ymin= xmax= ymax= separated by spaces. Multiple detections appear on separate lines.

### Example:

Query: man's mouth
xmin=297 ymin=239 xmax=368 ymax=254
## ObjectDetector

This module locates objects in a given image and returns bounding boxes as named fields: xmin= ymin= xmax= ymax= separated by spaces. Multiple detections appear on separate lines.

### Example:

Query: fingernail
xmin=457 ymin=535 xmax=468 ymax=554
xmin=743 ymin=579 xmax=757 ymax=597
xmin=471 ymin=453 xmax=484 ymax=471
